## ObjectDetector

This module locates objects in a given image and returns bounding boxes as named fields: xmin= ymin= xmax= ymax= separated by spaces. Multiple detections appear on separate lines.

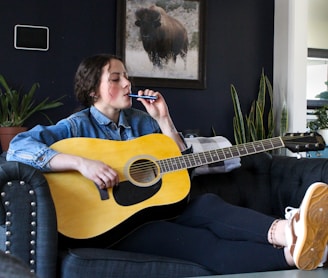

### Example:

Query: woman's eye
xmin=108 ymin=72 xmax=128 ymax=82
xmin=110 ymin=78 xmax=120 ymax=82
xmin=109 ymin=75 xmax=120 ymax=82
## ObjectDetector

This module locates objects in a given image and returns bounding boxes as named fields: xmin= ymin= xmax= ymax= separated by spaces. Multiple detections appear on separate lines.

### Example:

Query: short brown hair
xmin=74 ymin=54 xmax=123 ymax=107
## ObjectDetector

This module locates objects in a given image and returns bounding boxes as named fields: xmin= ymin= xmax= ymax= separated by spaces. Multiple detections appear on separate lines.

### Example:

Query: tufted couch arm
xmin=0 ymin=160 xmax=58 ymax=278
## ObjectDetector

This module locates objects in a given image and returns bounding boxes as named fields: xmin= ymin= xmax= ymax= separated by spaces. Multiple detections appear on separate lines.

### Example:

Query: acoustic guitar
xmin=44 ymin=132 xmax=325 ymax=244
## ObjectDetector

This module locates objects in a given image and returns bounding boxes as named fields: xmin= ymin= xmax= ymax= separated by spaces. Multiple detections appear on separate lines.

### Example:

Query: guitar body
xmin=45 ymin=134 xmax=190 ymax=242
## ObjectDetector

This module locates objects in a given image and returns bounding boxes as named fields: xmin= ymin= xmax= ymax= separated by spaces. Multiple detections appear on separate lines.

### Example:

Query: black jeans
xmin=114 ymin=193 xmax=291 ymax=274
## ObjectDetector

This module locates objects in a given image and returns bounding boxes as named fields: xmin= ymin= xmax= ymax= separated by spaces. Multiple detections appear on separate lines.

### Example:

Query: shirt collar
xmin=90 ymin=106 xmax=131 ymax=128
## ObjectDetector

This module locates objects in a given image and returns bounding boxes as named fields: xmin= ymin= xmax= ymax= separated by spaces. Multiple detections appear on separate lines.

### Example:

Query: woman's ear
xmin=90 ymin=92 xmax=98 ymax=101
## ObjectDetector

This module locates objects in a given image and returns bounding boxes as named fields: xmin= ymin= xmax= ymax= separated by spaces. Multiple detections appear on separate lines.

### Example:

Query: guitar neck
xmin=158 ymin=136 xmax=285 ymax=173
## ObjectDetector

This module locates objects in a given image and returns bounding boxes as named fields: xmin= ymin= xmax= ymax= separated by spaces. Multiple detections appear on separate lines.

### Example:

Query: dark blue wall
xmin=0 ymin=0 xmax=274 ymax=141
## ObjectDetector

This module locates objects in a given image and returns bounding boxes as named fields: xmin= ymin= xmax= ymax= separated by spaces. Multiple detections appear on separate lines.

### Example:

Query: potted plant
xmin=314 ymin=81 xmax=328 ymax=99
xmin=231 ymin=70 xmax=289 ymax=144
xmin=0 ymin=74 xmax=64 ymax=151
xmin=307 ymin=105 xmax=328 ymax=144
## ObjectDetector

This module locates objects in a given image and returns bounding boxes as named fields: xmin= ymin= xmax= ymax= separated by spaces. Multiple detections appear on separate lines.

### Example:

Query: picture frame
xmin=116 ymin=0 xmax=207 ymax=89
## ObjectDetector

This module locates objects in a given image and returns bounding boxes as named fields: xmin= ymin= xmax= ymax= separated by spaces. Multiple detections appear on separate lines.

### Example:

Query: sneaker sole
xmin=292 ymin=182 xmax=328 ymax=270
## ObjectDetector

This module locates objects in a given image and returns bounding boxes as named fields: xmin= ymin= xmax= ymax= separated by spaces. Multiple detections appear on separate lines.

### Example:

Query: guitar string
xmin=127 ymin=137 xmax=286 ymax=176
xmin=127 ymin=136 xmax=318 ymax=179
xmin=129 ymin=133 xmax=316 ymax=174
xmin=128 ymin=136 xmax=318 ymax=174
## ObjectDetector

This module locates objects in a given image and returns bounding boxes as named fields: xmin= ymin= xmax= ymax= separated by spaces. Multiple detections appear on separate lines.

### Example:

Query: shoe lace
xmin=318 ymin=245 xmax=328 ymax=268
xmin=285 ymin=206 xmax=298 ymax=220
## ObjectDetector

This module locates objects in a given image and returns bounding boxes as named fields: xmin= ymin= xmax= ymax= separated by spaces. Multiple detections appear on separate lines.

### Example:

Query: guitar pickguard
xmin=113 ymin=179 xmax=162 ymax=206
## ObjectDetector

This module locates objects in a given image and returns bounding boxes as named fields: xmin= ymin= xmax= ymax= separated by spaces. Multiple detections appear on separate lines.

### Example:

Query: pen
xmin=129 ymin=94 xmax=158 ymax=100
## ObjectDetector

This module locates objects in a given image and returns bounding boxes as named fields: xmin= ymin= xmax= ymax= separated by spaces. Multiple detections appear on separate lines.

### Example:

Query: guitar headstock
xmin=282 ymin=132 xmax=326 ymax=152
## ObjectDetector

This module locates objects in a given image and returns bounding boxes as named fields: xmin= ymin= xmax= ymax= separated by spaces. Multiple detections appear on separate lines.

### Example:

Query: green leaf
xmin=0 ymin=74 xmax=64 ymax=127
xmin=280 ymin=101 xmax=288 ymax=135
xmin=257 ymin=69 xmax=266 ymax=112
xmin=231 ymin=84 xmax=246 ymax=144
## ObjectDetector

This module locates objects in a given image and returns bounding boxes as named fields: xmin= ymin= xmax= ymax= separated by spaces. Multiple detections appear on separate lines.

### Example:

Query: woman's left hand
xmin=136 ymin=89 xmax=169 ymax=121
xmin=136 ymin=89 xmax=187 ymax=152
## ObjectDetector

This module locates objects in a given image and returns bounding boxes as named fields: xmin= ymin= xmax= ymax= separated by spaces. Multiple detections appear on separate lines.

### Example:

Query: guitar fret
xmin=184 ymin=155 xmax=193 ymax=168
xmin=199 ymin=152 xmax=209 ymax=165
xmin=159 ymin=160 xmax=168 ymax=173
xmin=178 ymin=157 xmax=187 ymax=169
xmin=237 ymin=144 xmax=248 ymax=155
xmin=206 ymin=151 xmax=217 ymax=163
xmin=164 ymin=159 xmax=172 ymax=172
xmin=194 ymin=153 xmax=202 ymax=166
xmin=215 ymin=149 xmax=226 ymax=160
xmin=187 ymin=153 xmax=197 ymax=168
xmin=272 ymin=138 xmax=284 ymax=148
xmin=206 ymin=150 xmax=215 ymax=162
xmin=177 ymin=158 xmax=185 ymax=169
xmin=267 ymin=139 xmax=274 ymax=149
xmin=230 ymin=146 xmax=240 ymax=157
xmin=246 ymin=143 xmax=256 ymax=153
xmin=254 ymin=141 xmax=265 ymax=152
xmin=176 ymin=158 xmax=183 ymax=169
xmin=168 ymin=158 xmax=178 ymax=171
xmin=223 ymin=148 xmax=233 ymax=158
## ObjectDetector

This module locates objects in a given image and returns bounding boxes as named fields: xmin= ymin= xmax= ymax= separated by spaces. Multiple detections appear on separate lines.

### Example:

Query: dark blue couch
xmin=1 ymin=152 xmax=328 ymax=277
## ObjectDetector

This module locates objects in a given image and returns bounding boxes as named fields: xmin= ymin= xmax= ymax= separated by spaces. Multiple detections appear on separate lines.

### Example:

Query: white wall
xmin=308 ymin=0 xmax=328 ymax=49
xmin=274 ymin=0 xmax=308 ymax=134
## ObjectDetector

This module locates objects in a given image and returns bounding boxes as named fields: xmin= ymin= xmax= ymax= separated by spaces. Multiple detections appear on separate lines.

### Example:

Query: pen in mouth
xmin=128 ymin=94 xmax=158 ymax=100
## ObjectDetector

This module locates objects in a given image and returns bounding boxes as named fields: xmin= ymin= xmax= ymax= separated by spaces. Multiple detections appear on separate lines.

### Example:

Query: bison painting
xmin=135 ymin=5 xmax=189 ymax=68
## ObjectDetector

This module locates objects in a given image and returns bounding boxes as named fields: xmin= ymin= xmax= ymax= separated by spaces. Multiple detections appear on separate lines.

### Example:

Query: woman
xmin=6 ymin=54 xmax=328 ymax=274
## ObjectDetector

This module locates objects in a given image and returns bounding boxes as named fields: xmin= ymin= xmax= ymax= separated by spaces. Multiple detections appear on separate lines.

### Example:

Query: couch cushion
xmin=270 ymin=155 xmax=328 ymax=217
xmin=0 ymin=251 xmax=36 ymax=278
xmin=190 ymin=152 xmax=274 ymax=216
xmin=60 ymin=248 xmax=214 ymax=278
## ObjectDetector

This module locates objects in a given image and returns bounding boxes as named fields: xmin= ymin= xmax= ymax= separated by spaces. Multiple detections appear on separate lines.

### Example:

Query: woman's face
xmin=94 ymin=58 xmax=132 ymax=110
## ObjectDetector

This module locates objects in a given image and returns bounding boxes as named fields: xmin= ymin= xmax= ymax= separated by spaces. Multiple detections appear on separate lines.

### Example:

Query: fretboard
xmin=158 ymin=137 xmax=285 ymax=173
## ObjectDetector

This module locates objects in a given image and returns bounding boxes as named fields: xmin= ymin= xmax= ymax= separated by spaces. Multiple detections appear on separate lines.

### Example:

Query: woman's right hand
xmin=49 ymin=153 xmax=119 ymax=189
xmin=78 ymin=157 xmax=119 ymax=189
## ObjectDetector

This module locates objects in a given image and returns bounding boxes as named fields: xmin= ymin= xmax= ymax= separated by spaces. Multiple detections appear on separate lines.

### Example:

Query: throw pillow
xmin=184 ymin=136 xmax=241 ymax=177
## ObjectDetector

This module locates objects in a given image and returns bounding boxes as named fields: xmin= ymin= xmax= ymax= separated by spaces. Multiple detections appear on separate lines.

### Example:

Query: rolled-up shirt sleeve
xmin=6 ymin=122 xmax=72 ymax=171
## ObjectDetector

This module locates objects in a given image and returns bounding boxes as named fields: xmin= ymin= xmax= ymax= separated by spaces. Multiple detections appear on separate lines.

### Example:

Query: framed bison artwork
xmin=116 ymin=0 xmax=206 ymax=89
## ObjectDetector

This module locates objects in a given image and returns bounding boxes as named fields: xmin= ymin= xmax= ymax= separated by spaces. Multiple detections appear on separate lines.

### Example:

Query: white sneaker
xmin=318 ymin=245 xmax=328 ymax=268
xmin=284 ymin=182 xmax=328 ymax=270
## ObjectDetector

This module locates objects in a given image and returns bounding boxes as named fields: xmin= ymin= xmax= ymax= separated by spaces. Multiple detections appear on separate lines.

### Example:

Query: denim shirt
xmin=6 ymin=106 xmax=162 ymax=171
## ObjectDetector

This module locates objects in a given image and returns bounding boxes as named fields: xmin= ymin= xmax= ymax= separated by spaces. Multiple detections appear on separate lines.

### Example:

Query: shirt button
xmin=37 ymin=156 xmax=45 ymax=162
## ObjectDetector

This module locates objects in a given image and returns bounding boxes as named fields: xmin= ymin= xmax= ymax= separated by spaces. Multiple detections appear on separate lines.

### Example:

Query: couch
xmin=1 ymin=151 xmax=328 ymax=277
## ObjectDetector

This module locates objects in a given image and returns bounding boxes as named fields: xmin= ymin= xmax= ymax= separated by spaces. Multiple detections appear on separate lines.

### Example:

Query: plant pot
xmin=317 ymin=129 xmax=328 ymax=146
xmin=0 ymin=127 xmax=27 ymax=152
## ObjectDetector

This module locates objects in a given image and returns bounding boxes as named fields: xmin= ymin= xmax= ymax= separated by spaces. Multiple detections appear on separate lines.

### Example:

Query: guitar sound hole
xmin=129 ymin=159 xmax=159 ymax=185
